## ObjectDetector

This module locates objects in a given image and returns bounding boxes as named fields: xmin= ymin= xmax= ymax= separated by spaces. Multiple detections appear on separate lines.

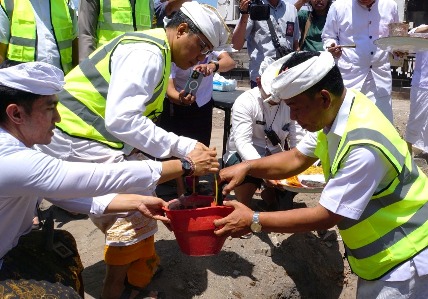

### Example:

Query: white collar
xmin=323 ymin=89 xmax=354 ymax=138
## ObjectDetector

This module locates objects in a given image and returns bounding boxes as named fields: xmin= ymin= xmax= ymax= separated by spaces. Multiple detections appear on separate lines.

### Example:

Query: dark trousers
xmin=159 ymin=98 xmax=214 ymax=147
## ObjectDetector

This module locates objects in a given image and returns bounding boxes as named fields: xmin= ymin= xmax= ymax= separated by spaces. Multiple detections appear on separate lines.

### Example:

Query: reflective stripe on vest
xmin=315 ymin=90 xmax=428 ymax=280
xmin=97 ymin=0 xmax=152 ymax=48
xmin=56 ymin=29 xmax=171 ymax=149
xmin=2 ymin=0 xmax=74 ymax=74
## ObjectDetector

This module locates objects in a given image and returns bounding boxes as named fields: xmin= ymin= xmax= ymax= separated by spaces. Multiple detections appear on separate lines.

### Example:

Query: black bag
xmin=267 ymin=19 xmax=292 ymax=59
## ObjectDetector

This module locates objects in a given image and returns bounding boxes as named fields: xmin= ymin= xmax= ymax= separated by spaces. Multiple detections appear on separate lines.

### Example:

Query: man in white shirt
xmin=232 ymin=0 xmax=300 ymax=88
xmin=322 ymin=0 xmax=399 ymax=122
xmin=0 ymin=62 xmax=218 ymax=298
xmin=223 ymin=56 xmax=304 ymax=212
xmin=214 ymin=51 xmax=428 ymax=298
xmin=37 ymin=3 xmax=231 ymax=298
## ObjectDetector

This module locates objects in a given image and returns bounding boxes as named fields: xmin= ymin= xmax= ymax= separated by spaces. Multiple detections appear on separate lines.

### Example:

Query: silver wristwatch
xmin=250 ymin=211 xmax=262 ymax=233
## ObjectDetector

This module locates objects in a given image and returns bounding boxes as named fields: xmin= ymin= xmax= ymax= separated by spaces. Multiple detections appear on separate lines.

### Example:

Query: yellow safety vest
xmin=314 ymin=90 xmax=428 ymax=280
xmin=0 ymin=0 xmax=75 ymax=74
xmin=97 ymin=0 xmax=153 ymax=48
xmin=56 ymin=29 xmax=171 ymax=149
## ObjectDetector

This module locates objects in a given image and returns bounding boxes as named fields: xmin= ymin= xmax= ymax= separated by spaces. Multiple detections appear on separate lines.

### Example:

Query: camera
xmin=247 ymin=0 xmax=270 ymax=21
xmin=184 ymin=70 xmax=203 ymax=96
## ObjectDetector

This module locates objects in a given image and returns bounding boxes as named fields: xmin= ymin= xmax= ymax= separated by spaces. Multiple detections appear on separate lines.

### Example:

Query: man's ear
xmin=5 ymin=104 xmax=25 ymax=124
xmin=320 ymin=89 xmax=332 ymax=108
xmin=176 ymin=23 xmax=189 ymax=37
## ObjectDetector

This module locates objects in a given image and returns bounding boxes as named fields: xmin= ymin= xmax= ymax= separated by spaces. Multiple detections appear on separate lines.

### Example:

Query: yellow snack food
xmin=301 ymin=165 xmax=323 ymax=175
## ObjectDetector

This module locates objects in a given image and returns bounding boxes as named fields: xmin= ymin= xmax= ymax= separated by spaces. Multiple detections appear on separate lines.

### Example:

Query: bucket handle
xmin=190 ymin=174 xmax=225 ymax=206
xmin=214 ymin=175 xmax=226 ymax=206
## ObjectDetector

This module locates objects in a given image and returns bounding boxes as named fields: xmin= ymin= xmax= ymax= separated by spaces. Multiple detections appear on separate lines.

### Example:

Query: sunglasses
xmin=195 ymin=34 xmax=213 ymax=55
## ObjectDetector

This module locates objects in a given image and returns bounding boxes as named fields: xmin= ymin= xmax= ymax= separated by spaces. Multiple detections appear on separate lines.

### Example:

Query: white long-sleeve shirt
xmin=321 ymin=0 xmax=398 ymax=98
xmin=105 ymin=42 xmax=197 ymax=158
xmin=0 ymin=128 xmax=162 ymax=259
xmin=36 ymin=39 xmax=199 ymax=247
xmin=224 ymin=88 xmax=304 ymax=163
xmin=39 ymin=42 xmax=197 ymax=162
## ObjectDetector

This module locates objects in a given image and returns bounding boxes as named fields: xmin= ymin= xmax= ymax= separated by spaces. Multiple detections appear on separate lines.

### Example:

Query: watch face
xmin=182 ymin=160 xmax=191 ymax=170
xmin=180 ymin=158 xmax=193 ymax=176
xmin=250 ymin=222 xmax=262 ymax=233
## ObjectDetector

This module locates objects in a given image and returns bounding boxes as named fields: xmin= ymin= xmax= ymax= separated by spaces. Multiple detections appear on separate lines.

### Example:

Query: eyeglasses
xmin=195 ymin=34 xmax=213 ymax=55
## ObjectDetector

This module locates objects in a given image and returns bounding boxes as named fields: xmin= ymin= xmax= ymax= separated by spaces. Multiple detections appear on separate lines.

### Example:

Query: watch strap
xmin=252 ymin=211 xmax=260 ymax=223
xmin=250 ymin=211 xmax=262 ymax=233
xmin=180 ymin=157 xmax=195 ymax=177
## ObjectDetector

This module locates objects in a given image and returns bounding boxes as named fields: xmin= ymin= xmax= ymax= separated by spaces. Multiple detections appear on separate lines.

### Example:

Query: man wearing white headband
xmin=222 ymin=53 xmax=305 ymax=219
xmin=0 ymin=61 xmax=218 ymax=298
xmin=36 ymin=2 xmax=228 ymax=298
xmin=215 ymin=51 xmax=428 ymax=298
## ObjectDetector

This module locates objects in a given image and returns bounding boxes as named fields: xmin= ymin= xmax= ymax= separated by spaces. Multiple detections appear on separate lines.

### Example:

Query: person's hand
xmin=137 ymin=196 xmax=171 ymax=223
xmin=187 ymin=147 xmax=219 ymax=176
xmin=194 ymin=142 xmax=210 ymax=151
xmin=327 ymin=43 xmax=342 ymax=59
xmin=239 ymin=0 xmax=251 ymax=14
xmin=213 ymin=200 xmax=253 ymax=237
xmin=161 ymin=198 xmax=181 ymax=231
xmin=178 ymin=90 xmax=196 ymax=106
xmin=392 ymin=50 xmax=408 ymax=58
xmin=194 ymin=64 xmax=214 ymax=76
xmin=218 ymin=162 xmax=250 ymax=195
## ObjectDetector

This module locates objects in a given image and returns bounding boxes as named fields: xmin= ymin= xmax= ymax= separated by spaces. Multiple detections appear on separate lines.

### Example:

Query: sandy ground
xmin=42 ymin=88 xmax=428 ymax=299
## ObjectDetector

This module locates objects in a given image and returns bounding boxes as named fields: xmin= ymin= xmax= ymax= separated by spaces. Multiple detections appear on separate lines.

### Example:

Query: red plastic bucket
xmin=163 ymin=195 xmax=233 ymax=256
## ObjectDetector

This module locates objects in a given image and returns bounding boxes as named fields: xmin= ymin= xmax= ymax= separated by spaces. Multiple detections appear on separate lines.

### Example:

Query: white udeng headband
xmin=180 ymin=2 xmax=232 ymax=52
xmin=262 ymin=51 xmax=335 ymax=103
xmin=0 ymin=61 xmax=64 ymax=95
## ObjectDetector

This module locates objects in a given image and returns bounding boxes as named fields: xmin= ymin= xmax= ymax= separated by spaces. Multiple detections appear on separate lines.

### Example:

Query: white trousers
xmin=405 ymin=87 xmax=428 ymax=153
xmin=360 ymin=74 xmax=393 ymax=123
xmin=357 ymin=262 xmax=428 ymax=299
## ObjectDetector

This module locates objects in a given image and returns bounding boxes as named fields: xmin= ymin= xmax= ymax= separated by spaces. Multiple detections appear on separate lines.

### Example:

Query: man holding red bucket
xmin=215 ymin=51 xmax=428 ymax=298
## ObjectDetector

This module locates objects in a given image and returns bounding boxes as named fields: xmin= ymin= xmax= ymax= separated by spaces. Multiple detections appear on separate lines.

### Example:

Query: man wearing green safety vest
xmin=0 ymin=0 xmax=78 ymax=74
xmin=78 ymin=0 xmax=155 ymax=61
xmin=215 ymin=51 xmax=428 ymax=298
xmin=37 ymin=2 xmax=232 ymax=298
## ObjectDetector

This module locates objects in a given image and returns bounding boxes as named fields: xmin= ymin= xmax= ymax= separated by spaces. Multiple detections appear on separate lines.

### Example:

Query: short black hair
xmin=165 ymin=10 xmax=202 ymax=35
xmin=0 ymin=60 xmax=39 ymax=124
xmin=279 ymin=51 xmax=344 ymax=97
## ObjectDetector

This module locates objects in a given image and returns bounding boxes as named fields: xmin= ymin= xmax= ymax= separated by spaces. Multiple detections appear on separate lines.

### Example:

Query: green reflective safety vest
xmin=97 ymin=0 xmax=153 ymax=48
xmin=314 ymin=90 xmax=428 ymax=280
xmin=0 ymin=0 xmax=75 ymax=74
xmin=56 ymin=29 xmax=171 ymax=149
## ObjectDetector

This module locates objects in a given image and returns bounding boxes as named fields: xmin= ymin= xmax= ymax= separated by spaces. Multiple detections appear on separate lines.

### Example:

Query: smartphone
xmin=184 ymin=70 xmax=203 ymax=96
